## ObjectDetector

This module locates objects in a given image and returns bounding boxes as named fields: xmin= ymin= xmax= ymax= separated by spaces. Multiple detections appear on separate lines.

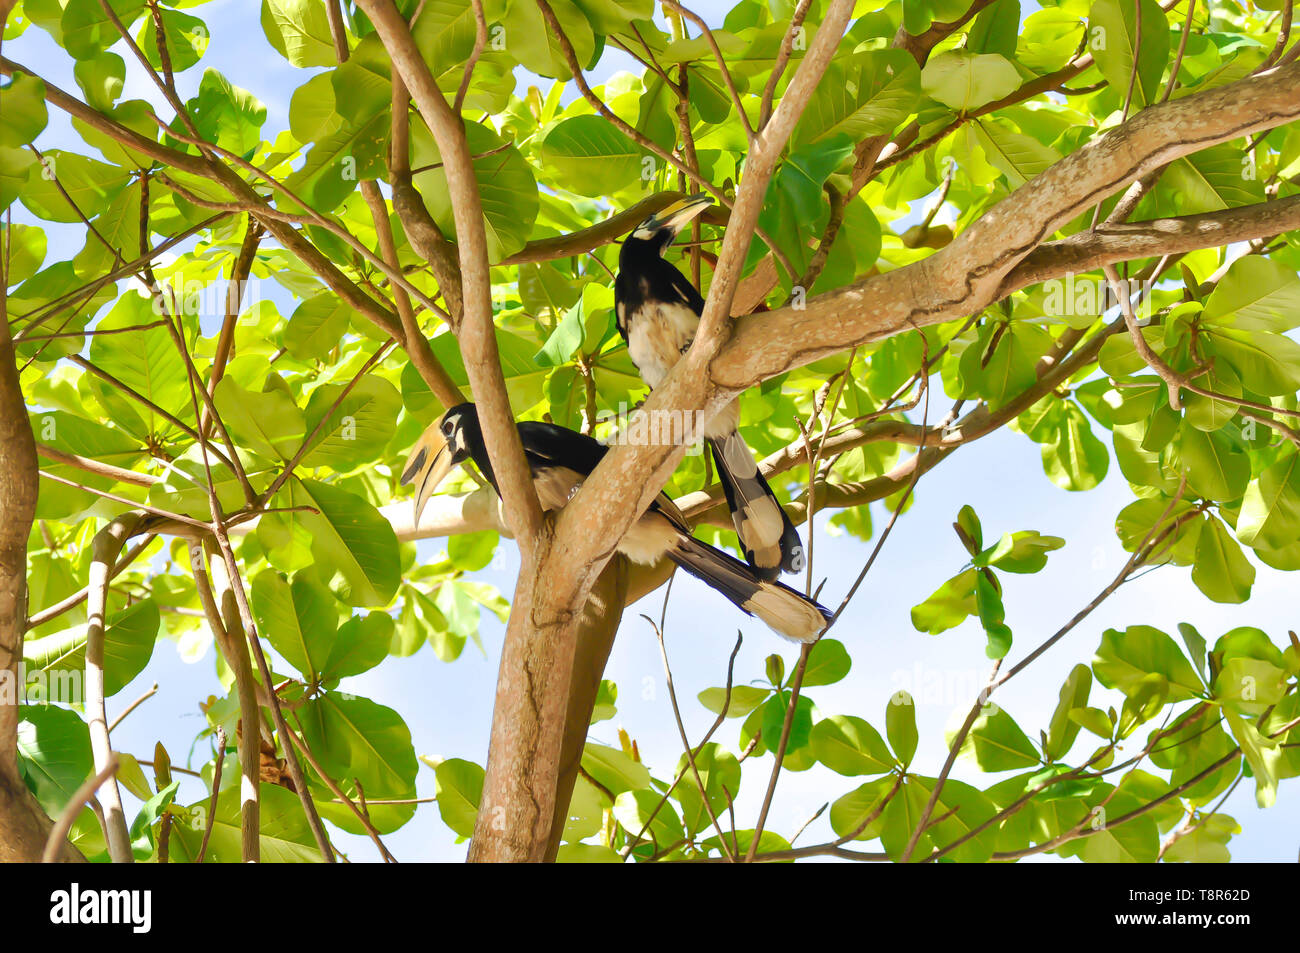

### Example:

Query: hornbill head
xmin=627 ymin=193 xmax=712 ymax=255
xmin=400 ymin=402 xmax=478 ymax=525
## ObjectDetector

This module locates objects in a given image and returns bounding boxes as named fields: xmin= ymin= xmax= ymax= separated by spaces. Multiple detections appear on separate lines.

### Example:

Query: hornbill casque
xmin=402 ymin=403 xmax=831 ymax=643
xmin=615 ymin=194 xmax=805 ymax=582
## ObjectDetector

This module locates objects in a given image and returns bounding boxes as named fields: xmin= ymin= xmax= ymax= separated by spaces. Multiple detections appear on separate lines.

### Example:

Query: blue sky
xmin=7 ymin=0 xmax=1298 ymax=862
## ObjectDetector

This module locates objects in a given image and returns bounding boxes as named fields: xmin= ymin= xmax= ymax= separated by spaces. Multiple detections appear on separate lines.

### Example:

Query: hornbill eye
xmin=441 ymin=417 xmax=456 ymax=437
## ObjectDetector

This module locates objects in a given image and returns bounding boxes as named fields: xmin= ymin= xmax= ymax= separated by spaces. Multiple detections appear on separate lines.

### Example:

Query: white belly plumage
xmin=626 ymin=301 xmax=699 ymax=388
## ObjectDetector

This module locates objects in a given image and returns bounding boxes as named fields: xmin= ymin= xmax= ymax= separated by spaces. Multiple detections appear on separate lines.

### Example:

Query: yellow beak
xmin=400 ymin=422 xmax=456 ymax=527
xmin=648 ymin=193 xmax=712 ymax=234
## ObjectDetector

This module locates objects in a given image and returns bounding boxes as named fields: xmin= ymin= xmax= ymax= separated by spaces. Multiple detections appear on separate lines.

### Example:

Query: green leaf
xmin=960 ymin=704 xmax=1040 ymax=771
xmin=1203 ymin=257 xmax=1300 ymax=332
xmin=322 ymin=612 xmax=393 ymax=681
xmin=886 ymin=691 xmax=918 ymax=766
xmin=277 ymin=478 xmax=401 ymax=607
xmin=795 ymin=49 xmax=920 ymax=145
xmin=1093 ymin=625 xmax=1205 ymax=702
xmin=980 ymin=530 xmax=1065 ymax=574
xmin=171 ymin=783 xmax=325 ymax=862
xmin=613 ymin=788 xmax=684 ymax=850
xmin=975 ymin=570 xmax=1012 ymax=659
xmin=920 ymin=51 xmax=1021 ymax=112
xmin=136 ymin=7 xmax=209 ymax=73
xmin=1087 ymin=0 xmax=1170 ymax=111
xmin=299 ymin=693 xmax=418 ymax=801
xmin=1179 ymin=423 xmax=1249 ymax=502
xmin=967 ymin=0 xmax=1020 ymax=57
xmin=1191 ymin=516 xmax=1255 ymax=604
xmin=1163 ymin=813 xmax=1239 ymax=863
xmin=412 ymin=114 xmax=538 ymax=263
xmin=697 ymin=684 xmax=770 ymax=718
xmin=971 ymin=118 xmax=1060 ymax=188
xmin=22 ymin=600 xmax=159 ymax=698
xmin=61 ymin=0 xmax=146 ymax=60
xmin=190 ymin=69 xmax=266 ymax=156
xmin=250 ymin=570 xmax=337 ymax=680
xmin=20 ymin=150 xmax=131 ymax=223
xmin=910 ymin=568 xmax=977 ymax=634
xmin=1205 ymin=328 xmax=1300 ymax=397
xmin=540 ymin=115 xmax=646 ymax=198
xmin=16 ymin=705 xmax=94 ymax=815
xmin=0 ymin=71 xmax=48 ymax=148
xmin=672 ymin=743 xmax=741 ymax=835
xmin=1045 ymin=665 xmax=1092 ymax=760
xmin=1222 ymin=708 xmax=1279 ymax=808
xmin=283 ymin=291 xmax=352 ymax=361
xmin=213 ymin=377 xmax=306 ymax=462
xmin=1041 ymin=402 xmax=1109 ymax=491
xmin=802 ymin=638 xmax=852 ymax=686
xmin=760 ymin=692 xmax=813 ymax=754
xmin=812 ymin=715 xmax=894 ymax=776
xmin=72 ymin=53 xmax=125 ymax=112
xmin=956 ymin=504 xmax=983 ymax=552
xmin=828 ymin=775 xmax=898 ymax=842
xmin=1163 ymin=144 xmax=1264 ymax=214
xmin=1236 ymin=450 xmax=1300 ymax=551
xmin=581 ymin=743 xmax=650 ymax=796
xmin=260 ymin=0 xmax=336 ymax=67
xmin=534 ymin=300 xmax=586 ymax=367
xmin=300 ymin=376 xmax=403 ymax=472
xmin=1069 ymin=706 xmax=1114 ymax=740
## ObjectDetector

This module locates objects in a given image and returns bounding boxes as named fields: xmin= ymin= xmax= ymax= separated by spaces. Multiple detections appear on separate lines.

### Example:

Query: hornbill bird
xmin=401 ymin=403 xmax=832 ymax=643
xmin=615 ymin=194 xmax=804 ymax=582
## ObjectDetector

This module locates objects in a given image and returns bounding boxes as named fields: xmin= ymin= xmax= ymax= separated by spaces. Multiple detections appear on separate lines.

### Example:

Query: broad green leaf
xmin=411 ymin=109 xmax=538 ymax=262
xmin=299 ymin=693 xmax=418 ymax=802
xmin=828 ymin=775 xmax=898 ymax=842
xmin=300 ymin=376 xmax=403 ymax=472
xmin=541 ymin=115 xmax=646 ymax=198
xmin=1045 ymin=665 xmax=1092 ymax=760
xmin=22 ymin=600 xmax=159 ymax=698
xmin=1093 ymin=625 xmax=1205 ymax=702
xmin=322 ymin=613 xmax=394 ymax=681
xmin=959 ymin=705 xmax=1040 ymax=771
xmin=802 ymin=638 xmax=851 ymax=686
xmin=920 ymin=51 xmax=1020 ymax=112
xmin=277 ymin=478 xmax=401 ymax=607
xmin=171 ymin=783 xmax=324 ymax=862
xmin=697 ymin=684 xmax=770 ymax=718
xmin=1191 ymin=516 xmax=1254 ymax=604
xmin=250 ymin=570 xmax=337 ymax=680
xmin=886 ymin=690 xmax=918 ymax=766
xmin=812 ymin=715 xmax=894 ymax=776
xmin=1178 ymin=423 xmax=1249 ymax=502
xmin=260 ymin=0 xmax=335 ymax=67
xmin=795 ymin=49 xmax=920 ymax=145
xmin=16 ymin=705 xmax=94 ymax=815
xmin=581 ymin=742 xmax=650 ymax=796
xmin=1087 ymin=0 xmax=1170 ymax=111
xmin=1236 ymin=450 xmax=1300 ymax=551
xmin=0 ymin=71 xmax=47 ymax=148
xmin=910 ymin=568 xmax=977 ymax=634
xmin=213 ymin=376 xmax=306 ymax=462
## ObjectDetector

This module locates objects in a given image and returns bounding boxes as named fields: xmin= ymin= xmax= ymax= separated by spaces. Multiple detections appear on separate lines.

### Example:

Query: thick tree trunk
xmin=544 ymin=558 xmax=629 ymax=862
xmin=0 ymin=211 xmax=84 ymax=862
xmin=467 ymin=555 xmax=630 ymax=862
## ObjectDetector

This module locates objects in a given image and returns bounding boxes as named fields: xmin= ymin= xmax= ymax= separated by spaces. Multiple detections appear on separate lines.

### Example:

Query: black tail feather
xmin=667 ymin=533 xmax=829 ymax=643
xmin=708 ymin=433 xmax=804 ymax=581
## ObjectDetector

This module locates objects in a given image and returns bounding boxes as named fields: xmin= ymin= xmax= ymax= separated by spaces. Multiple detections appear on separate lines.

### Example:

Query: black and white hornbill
xmin=401 ymin=403 xmax=831 ymax=643
xmin=615 ymin=194 xmax=804 ymax=582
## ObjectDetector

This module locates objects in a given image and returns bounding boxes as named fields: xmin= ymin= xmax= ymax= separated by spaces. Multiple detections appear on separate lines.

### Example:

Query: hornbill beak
xmin=400 ymin=421 xmax=456 ymax=527
xmin=643 ymin=193 xmax=712 ymax=236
